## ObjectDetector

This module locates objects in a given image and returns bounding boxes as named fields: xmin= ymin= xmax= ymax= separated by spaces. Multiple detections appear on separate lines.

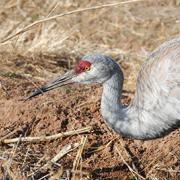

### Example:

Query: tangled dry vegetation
xmin=0 ymin=0 xmax=180 ymax=179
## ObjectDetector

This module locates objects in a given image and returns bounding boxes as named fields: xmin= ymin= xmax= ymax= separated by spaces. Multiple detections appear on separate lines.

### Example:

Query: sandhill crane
xmin=26 ymin=36 xmax=180 ymax=140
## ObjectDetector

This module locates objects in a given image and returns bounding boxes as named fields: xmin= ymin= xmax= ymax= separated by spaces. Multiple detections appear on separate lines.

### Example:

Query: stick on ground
xmin=1 ymin=127 xmax=91 ymax=144
xmin=115 ymin=145 xmax=145 ymax=180
xmin=72 ymin=136 xmax=87 ymax=179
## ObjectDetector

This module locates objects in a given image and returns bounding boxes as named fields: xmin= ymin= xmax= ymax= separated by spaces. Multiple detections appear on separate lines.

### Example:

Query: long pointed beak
xmin=25 ymin=70 xmax=76 ymax=101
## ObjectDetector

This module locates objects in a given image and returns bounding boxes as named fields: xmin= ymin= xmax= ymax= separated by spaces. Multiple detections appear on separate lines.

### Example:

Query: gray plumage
xmin=26 ymin=36 xmax=180 ymax=140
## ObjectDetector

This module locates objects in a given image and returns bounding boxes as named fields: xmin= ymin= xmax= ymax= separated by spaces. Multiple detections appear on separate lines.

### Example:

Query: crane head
xmin=25 ymin=54 xmax=120 ymax=100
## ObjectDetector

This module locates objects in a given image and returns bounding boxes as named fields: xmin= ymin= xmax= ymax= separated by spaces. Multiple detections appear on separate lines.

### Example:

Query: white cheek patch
xmin=73 ymin=73 xmax=87 ymax=82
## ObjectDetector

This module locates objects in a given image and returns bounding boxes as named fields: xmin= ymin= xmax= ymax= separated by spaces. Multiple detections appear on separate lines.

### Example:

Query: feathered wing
xmin=131 ymin=36 xmax=180 ymax=138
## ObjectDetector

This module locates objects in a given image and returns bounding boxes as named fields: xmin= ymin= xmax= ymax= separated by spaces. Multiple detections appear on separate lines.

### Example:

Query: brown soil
xmin=0 ymin=54 xmax=179 ymax=180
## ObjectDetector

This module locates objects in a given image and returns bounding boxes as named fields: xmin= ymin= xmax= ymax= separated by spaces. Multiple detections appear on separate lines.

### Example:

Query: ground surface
xmin=0 ymin=0 xmax=180 ymax=179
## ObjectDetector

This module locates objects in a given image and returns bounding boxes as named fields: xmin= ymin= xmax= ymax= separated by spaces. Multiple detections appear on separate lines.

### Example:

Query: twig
xmin=38 ymin=173 xmax=52 ymax=180
xmin=90 ymin=137 xmax=117 ymax=153
xmin=29 ymin=143 xmax=80 ymax=179
xmin=156 ymin=168 xmax=180 ymax=173
xmin=1 ymin=0 xmax=144 ymax=43
xmin=3 ymin=134 xmax=22 ymax=179
xmin=27 ymin=143 xmax=81 ymax=178
xmin=51 ymin=143 xmax=79 ymax=164
xmin=0 ymin=127 xmax=21 ymax=142
xmin=119 ymin=140 xmax=139 ymax=174
xmin=0 ymin=122 xmax=31 ymax=143
xmin=22 ymin=147 xmax=30 ymax=168
xmin=1 ymin=127 xmax=91 ymax=144
xmin=37 ymin=143 xmax=80 ymax=176
xmin=47 ymin=1 xmax=61 ymax=18
xmin=72 ymin=136 xmax=87 ymax=179
xmin=115 ymin=145 xmax=145 ymax=180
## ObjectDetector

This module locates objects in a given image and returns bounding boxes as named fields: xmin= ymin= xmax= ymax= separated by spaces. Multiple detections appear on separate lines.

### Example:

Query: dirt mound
xmin=0 ymin=73 xmax=179 ymax=179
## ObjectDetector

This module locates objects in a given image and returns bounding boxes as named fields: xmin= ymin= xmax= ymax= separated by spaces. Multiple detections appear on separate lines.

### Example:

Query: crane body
xmin=26 ymin=36 xmax=180 ymax=140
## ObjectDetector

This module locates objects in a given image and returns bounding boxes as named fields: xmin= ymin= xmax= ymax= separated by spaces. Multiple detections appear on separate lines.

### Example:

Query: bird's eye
xmin=85 ymin=66 xmax=91 ymax=71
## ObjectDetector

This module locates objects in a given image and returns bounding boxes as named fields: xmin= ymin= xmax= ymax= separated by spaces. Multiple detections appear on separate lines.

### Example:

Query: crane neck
xmin=101 ymin=71 xmax=123 ymax=108
xmin=100 ymin=69 xmax=151 ymax=139
xmin=101 ymin=70 xmax=125 ymax=131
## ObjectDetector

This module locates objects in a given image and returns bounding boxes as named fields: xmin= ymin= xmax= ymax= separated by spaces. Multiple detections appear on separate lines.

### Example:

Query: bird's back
xmin=131 ymin=36 xmax=180 ymax=137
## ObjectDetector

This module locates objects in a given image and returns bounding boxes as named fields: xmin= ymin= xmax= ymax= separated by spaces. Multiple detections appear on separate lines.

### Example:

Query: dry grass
xmin=0 ymin=0 xmax=180 ymax=179
xmin=0 ymin=0 xmax=179 ymax=90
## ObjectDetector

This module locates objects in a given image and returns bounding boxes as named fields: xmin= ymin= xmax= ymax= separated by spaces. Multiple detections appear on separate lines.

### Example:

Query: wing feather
xmin=132 ymin=36 xmax=180 ymax=132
